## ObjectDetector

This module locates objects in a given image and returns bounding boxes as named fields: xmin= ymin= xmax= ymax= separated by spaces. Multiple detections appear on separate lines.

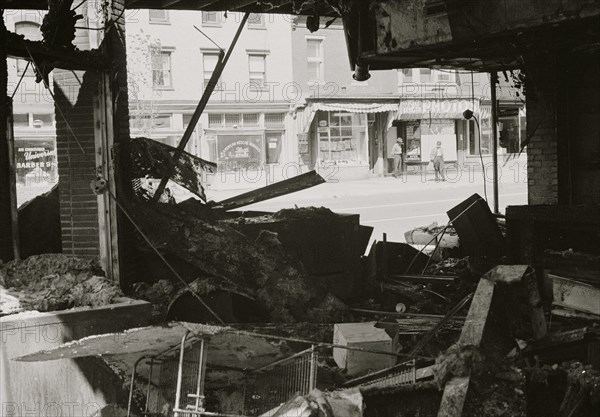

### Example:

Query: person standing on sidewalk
xmin=392 ymin=138 xmax=405 ymax=178
xmin=430 ymin=140 xmax=445 ymax=181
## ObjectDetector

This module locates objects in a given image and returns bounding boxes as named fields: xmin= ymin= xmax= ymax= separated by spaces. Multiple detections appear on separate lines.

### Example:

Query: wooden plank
xmin=458 ymin=277 xmax=495 ymax=346
xmin=217 ymin=170 xmax=326 ymax=210
xmin=437 ymin=273 xmax=495 ymax=417
xmin=438 ymin=376 xmax=471 ymax=417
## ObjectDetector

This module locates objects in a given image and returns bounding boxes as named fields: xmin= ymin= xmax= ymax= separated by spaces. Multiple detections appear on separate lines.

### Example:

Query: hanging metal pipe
xmin=490 ymin=71 xmax=500 ymax=214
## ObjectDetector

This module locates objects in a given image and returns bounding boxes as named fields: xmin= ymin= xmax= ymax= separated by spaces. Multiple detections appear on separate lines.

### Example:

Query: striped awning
xmin=311 ymin=102 xmax=399 ymax=113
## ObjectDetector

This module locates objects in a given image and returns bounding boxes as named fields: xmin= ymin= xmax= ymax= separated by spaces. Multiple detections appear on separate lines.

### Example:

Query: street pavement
xmin=15 ymin=164 xmax=528 ymax=247
xmin=214 ymin=169 xmax=528 ymax=245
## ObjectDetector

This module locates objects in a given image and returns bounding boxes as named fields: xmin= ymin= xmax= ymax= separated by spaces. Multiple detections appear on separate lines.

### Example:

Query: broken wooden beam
xmin=437 ymin=276 xmax=495 ymax=417
xmin=217 ymin=170 xmax=326 ymax=211
xmin=6 ymin=33 xmax=109 ymax=72
xmin=438 ymin=264 xmax=545 ymax=417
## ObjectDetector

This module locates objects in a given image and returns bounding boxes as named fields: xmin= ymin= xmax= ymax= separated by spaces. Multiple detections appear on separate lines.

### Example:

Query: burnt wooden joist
xmin=6 ymin=32 xmax=109 ymax=72
xmin=217 ymin=170 xmax=326 ymax=211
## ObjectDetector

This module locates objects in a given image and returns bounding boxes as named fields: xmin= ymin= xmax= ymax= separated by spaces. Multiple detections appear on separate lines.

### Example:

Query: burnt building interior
xmin=1 ymin=1 xmax=599 ymax=417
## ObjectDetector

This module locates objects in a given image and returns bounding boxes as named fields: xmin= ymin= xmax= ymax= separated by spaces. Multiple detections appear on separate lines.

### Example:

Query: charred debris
xmin=2 ymin=136 xmax=599 ymax=417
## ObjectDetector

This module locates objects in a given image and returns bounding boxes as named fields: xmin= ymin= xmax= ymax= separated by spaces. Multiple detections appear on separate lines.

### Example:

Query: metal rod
xmin=490 ymin=71 xmax=500 ymax=214
xmin=194 ymin=338 xmax=206 ymax=411
xmin=127 ymin=355 xmax=150 ymax=417
xmin=350 ymin=307 xmax=466 ymax=321
xmin=174 ymin=331 xmax=190 ymax=417
xmin=309 ymin=345 xmax=317 ymax=390
xmin=252 ymin=347 xmax=315 ymax=373
xmin=144 ymin=357 xmax=154 ymax=414
xmin=228 ymin=329 xmax=431 ymax=359
xmin=153 ymin=13 xmax=250 ymax=203
xmin=408 ymin=291 xmax=474 ymax=357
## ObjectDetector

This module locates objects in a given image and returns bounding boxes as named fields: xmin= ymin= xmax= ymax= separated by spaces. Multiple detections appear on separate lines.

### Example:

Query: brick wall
xmin=53 ymin=69 xmax=101 ymax=258
xmin=53 ymin=0 xmax=130 ymax=261
xmin=525 ymin=52 xmax=559 ymax=205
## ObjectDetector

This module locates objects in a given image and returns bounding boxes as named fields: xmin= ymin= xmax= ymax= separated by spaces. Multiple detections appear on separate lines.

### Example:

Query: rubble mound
xmin=272 ymin=206 xmax=336 ymax=220
xmin=128 ymin=201 xmax=350 ymax=323
xmin=0 ymin=254 xmax=121 ymax=312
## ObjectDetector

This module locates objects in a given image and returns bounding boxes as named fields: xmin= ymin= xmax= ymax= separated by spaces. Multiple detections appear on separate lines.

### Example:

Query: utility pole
xmin=490 ymin=71 xmax=500 ymax=214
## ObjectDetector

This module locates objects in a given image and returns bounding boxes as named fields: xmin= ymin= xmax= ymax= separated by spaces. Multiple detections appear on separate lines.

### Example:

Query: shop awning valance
xmin=311 ymin=102 xmax=399 ymax=114
xmin=298 ymin=101 xmax=398 ymax=134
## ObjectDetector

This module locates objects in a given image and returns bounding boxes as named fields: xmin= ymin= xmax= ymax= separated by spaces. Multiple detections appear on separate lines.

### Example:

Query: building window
xmin=224 ymin=113 xmax=241 ymax=128
xmin=248 ymin=54 xmax=267 ymax=89
xmin=247 ymin=13 xmax=265 ymax=28
xmin=130 ymin=114 xmax=172 ymax=131
xmin=208 ymin=114 xmax=223 ymax=128
xmin=243 ymin=113 xmax=259 ymax=127
xmin=307 ymin=38 xmax=324 ymax=82
xmin=202 ymin=11 xmax=221 ymax=26
xmin=32 ymin=113 xmax=54 ymax=128
xmin=152 ymin=50 xmax=172 ymax=88
xmin=15 ymin=22 xmax=41 ymax=76
xmin=13 ymin=113 xmax=29 ymax=128
xmin=316 ymin=111 xmax=368 ymax=164
xmin=419 ymin=68 xmax=432 ymax=83
xmin=208 ymin=113 xmax=260 ymax=129
xmin=401 ymin=68 xmax=413 ymax=82
xmin=202 ymin=52 xmax=221 ymax=90
xmin=467 ymin=118 xmax=492 ymax=156
xmin=149 ymin=9 xmax=169 ymax=23
xmin=435 ymin=70 xmax=454 ymax=82
xmin=265 ymin=113 xmax=285 ymax=128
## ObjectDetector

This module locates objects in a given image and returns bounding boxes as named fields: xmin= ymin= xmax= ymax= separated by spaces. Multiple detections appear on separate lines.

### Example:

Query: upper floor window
xmin=15 ymin=21 xmax=41 ymax=76
xmin=247 ymin=13 xmax=265 ymax=28
xmin=306 ymin=38 xmax=324 ymax=82
xmin=265 ymin=113 xmax=285 ymax=128
xmin=202 ymin=11 xmax=221 ymax=26
xmin=419 ymin=68 xmax=432 ymax=83
xmin=248 ymin=54 xmax=267 ymax=89
xmin=435 ymin=70 xmax=455 ymax=82
xmin=152 ymin=50 xmax=173 ymax=89
xmin=401 ymin=68 xmax=413 ymax=82
xmin=202 ymin=52 xmax=221 ymax=90
xmin=208 ymin=113 xmax=260 ymax=128
xmin=149 ymin=9 xmax=169 ymax=23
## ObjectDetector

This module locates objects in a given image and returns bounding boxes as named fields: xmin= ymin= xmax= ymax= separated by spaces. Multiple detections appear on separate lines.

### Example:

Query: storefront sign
xmin=15 ymin=139 xmax=57 ymax=184
xmin=218 ymin=135 xmax=263 ymax=171
xmin=397 ymin=99 xmax=481 ymax=120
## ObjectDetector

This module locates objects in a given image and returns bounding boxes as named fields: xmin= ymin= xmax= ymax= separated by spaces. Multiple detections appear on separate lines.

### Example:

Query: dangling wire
xmin=105 ymin=188 xmax=226 ymax=326
xmin=10 ymin=62 xmax=31 ymax=99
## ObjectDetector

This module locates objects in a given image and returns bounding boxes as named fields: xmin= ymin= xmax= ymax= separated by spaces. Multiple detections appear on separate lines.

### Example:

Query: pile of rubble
xmin=0 ymin=254 xmax=121 ymax=313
